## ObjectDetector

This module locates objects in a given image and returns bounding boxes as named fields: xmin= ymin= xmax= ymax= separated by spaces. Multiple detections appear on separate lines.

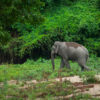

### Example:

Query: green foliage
xmin=0 ymin=0 xmax=45 ymax=28
xmin=0 ymin=0 xmax=100 ymax=63
xmin=85 ymin=38 xmax=100 ymax=56
xmin=12 ymin=22 xmax=34 ymax=35
xmin=19 ymin=0 xmax=100 ymax=58
xmin=0 ymin=26 xmax=11 ymax=45
xmin=19 ymin=32 xmax=65 ymax=58
xmin=97 ymin=0 xmax=100 ymax=9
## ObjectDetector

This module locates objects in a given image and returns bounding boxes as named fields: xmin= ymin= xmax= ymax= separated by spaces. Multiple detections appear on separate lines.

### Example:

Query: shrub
xmin=0 ymin=26 xmax=11 ymax=45
xmin=19 ymin=32 xmax=65 ymax=59
xmin=85 ymin=38 xmax=100 ymax=56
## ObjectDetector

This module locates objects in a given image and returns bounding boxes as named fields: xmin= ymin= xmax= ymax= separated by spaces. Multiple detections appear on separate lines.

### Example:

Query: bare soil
xmin=1 ymin=75 xmax=100 ymax=99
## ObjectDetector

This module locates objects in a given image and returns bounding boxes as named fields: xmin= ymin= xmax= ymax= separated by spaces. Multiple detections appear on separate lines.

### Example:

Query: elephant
xmin=51 ymin=41 xmax=89 ymax=71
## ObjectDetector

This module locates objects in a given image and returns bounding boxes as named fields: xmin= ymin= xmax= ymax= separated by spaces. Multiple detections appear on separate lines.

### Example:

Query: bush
xmin=0 ymin=0 xmax=100 ymax=64
xmin=0 ymin=26 xmax=11 ymax=45
xmin=11 ymin=0 xmax=100 ymax=62
xmin=19 ymin=32 xmax=65 ymax=59
xmin=0 ymin=0 xmax=45 ymax=28
xmin=85 ymin=38 xmax=100 ymax=56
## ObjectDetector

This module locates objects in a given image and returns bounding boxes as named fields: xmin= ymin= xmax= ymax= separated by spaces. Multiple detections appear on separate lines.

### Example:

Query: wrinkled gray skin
xmin=51 ymin=41 xmax=89 ymax=71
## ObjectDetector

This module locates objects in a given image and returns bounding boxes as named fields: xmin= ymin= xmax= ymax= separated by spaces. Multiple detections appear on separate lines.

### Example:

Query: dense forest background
xmin=0 ymin=0 xmax=100 ymax=63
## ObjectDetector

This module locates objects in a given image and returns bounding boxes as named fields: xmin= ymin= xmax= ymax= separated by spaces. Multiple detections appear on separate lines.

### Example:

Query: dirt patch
xmin=1 ymin=75 xmax=100 ymax=99
xmin=83 ymin=84 xmax=100 ymax=97
xmin=54 ymin=76 xmax=83 ymax=83
xmin=53 ymin=83 xmax=100 ymax=100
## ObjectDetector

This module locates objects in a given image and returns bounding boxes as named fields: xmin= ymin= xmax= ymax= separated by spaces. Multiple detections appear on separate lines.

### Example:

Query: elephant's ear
xmin=55 ymin=45 xmax=59 ymax=54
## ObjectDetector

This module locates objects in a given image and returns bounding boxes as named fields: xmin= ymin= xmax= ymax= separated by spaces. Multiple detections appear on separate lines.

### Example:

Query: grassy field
xmin=0 ymin=56 xmax=100 ymax=100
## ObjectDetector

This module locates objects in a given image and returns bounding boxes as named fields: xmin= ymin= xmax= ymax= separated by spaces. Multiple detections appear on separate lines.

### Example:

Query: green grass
xmin=0 ymin=56 xmax=100 ymax=100
xmin=0 ymin=56 xmax=100 ymax=82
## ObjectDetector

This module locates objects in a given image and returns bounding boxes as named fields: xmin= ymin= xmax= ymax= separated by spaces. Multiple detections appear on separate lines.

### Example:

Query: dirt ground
xmin=0 ymin=75 xmax=100 ymax=99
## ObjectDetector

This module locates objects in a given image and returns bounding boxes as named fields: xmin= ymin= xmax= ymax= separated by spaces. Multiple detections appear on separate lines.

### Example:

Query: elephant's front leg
xmin=63 ymin=59 xmax=71 ymax=69
xmin=60 ymin=58 xmax=65 ymax=68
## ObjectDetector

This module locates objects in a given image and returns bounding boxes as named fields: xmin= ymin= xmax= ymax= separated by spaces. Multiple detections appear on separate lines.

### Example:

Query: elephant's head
xmin=51 ymin=41 xmax=60 ymax=70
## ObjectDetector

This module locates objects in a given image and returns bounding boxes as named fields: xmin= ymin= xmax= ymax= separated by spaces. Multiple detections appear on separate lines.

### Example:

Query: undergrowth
xmin=0 ymin=56 xmax=100 ymax=99
xmin=0 ymin=56 xmax=100 ymax=82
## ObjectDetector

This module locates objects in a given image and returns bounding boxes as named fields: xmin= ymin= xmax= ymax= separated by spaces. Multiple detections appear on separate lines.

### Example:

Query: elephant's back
xmin=65 ymin=42 xmax=88 ymax=55
xmin=63 ymin=42 xmax=89 ymax=60
xmin=65 ymin=42 xmax=82 ymax=48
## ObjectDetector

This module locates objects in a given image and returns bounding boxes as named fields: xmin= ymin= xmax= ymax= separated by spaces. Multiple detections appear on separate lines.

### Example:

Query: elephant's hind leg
xmin=78 ymin=58 xmax=89 ymax=71
xmin=63 ymin=59 xmax=71 ymax=69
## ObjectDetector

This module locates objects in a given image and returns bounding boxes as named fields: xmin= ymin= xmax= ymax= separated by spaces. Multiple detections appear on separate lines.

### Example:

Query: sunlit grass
xmin=0 ymin=56 xmax=100 ymax=99
xmin=0 ymin=56 xmax=100 ymax=82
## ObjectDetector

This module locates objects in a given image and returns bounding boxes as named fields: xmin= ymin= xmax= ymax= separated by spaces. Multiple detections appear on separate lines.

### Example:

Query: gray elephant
xmin=51 ymin=41 xmax=89 ymax=71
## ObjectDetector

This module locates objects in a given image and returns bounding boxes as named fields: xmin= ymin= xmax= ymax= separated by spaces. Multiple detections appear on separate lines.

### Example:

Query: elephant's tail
xmin=82 ymin=46 xmax=89 ymax=61
xmin=86 ymin=53 xmax=89 ymax=61
xmin=85 ymin=48 xmax=89 ymax=62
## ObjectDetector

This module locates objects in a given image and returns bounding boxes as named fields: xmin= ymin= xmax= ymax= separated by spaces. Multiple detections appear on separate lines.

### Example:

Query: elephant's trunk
xmin=51 ymin=51 xmax=55 ymax=70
